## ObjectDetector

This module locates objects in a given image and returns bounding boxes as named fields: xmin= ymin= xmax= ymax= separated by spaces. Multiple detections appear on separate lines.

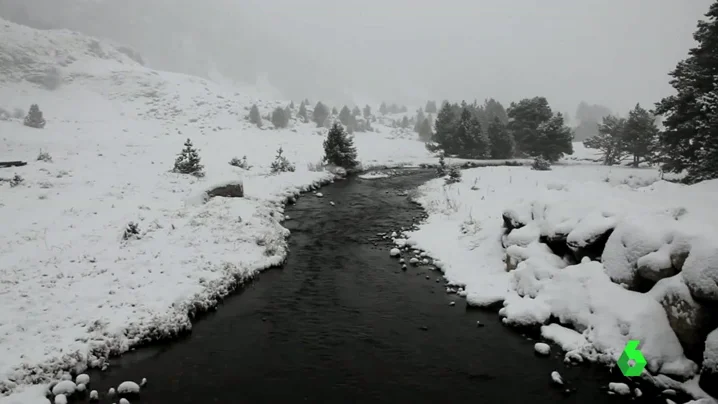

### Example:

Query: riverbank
xmin=405 ymin=164 xmax=718 ymax=401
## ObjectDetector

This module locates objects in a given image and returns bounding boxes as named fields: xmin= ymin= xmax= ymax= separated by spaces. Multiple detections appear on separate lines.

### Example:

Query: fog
xmin=0 ymin=0 xmax=712 ymax=113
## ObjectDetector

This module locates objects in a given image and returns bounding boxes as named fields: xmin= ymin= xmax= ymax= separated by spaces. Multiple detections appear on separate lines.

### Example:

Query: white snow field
xmin=406 ymin=163 xmax=718 ymax=399
xmin=0 ymin=19 xmax=441 ymax=402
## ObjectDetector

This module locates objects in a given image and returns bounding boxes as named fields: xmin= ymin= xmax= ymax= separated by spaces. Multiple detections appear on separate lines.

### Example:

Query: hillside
xmin=0 ymin=17 xmax=436 ymax=402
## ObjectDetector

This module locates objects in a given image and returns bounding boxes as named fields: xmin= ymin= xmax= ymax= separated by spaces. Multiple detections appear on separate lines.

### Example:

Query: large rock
xmin=638 ymin=244 xmax=679 ymax=283
xmin=566 ymin=211 xmax=617 ymax=261
xmin=699 ymin=328 xmax=718 ymax=398
xmin=206 ymin=181 xmax=244 ymax=199
xmin=682 ymin=241 xmax=718 ymax=303
xmin=648 ymin=275 xmax=718 ymax=362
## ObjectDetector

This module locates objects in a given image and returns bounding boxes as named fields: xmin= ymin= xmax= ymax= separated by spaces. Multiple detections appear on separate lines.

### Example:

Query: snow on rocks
xmin=534 ymin=342 xmax=551 ymax=356
xmin=550 ymin=371 xmax=563 ymax=385
xmin=608 ymin=382 xmax=631 ymax=396
xmin=140 ymin=378 xmax=147 ymax=387
xmin=75 ymin=374 xmax=90 ymax=386
xmin=89 ymin=390 xmax=99 ymax=400
xmin=76 ymin=384 xmax=86 ymax=392
xmin=108 ymin=388 xmax=116 ymax=396
xmin=117 ymin=381 xmax=140 ymax=395
xmin=409 ymin=258 xmax=419 ymax=265
xmin=51 ymin=381 xmax=76 ymax=396
xmin=699 ymin=329 xmax=718 ymax=397
xmin=316 ymin=192 xmax=324 ymax=197
xmin=119 ymin=399 xmax=130 ymax=404
xmin=390 ymin=248 xmax=401 ymax=257
xmin=53 ymin=394 xmax=67 ymax=404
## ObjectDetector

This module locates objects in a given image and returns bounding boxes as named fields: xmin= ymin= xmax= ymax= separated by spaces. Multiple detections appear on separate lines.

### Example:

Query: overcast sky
xmin=0 ymin=0 xmax=713 ymax=115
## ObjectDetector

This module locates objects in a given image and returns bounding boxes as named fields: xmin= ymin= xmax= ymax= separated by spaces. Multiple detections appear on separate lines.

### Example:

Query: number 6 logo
xmin=617 ymin=340 xmax=647 ymax=377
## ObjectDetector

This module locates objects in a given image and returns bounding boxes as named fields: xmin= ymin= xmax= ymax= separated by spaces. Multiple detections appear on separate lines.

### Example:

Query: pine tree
xmin=535 ymin=113 xmax=574 ymax=162
xmin=483 ymin=98 xmax=508 ymax=124
xmin=425 ymin=100 xmax=437 ymax=114
xmin=454 ymin=108 xmax=491 ymax=159
xmin=331 ymin=106 xmax=338 ymax=115
xmin=285 ymin=105 xmax=292 ymax=121
xmin=623 ymin=103 xmax=658 ymax=167
xmin=414 ymin=109 xmax=426 ymax=132
xmin=323 ymin=122 xmax=359 ymax=169
xmin=654 ymin=2 xmax=718 ymax=182
xmin=436 ymin=153 xmax=447 ymax=176
xmin=584 ymin=115 xmax=628 ymax=165
xmin=289 ymin=101 xmax=295 ymax=109
xmin=313 ymin=101 xmax=329 ymax=127
xmin=433 ymin=102 xmax=458 ymax=153
xmin=418 ymin=118 xmax=433 ymax=142
xmin=507 ymin=97 xmax=553 ymax=156
xmin=272 ymin=107 xmax=289 ymax=129
xmin=270 ymin=146 xmax=296 ymax=173
xmin=173 ymin=138 xmax=204 ymax=177
xmin=379 ymin=102 xmax=388 ymax=115
xmin=363 ymin=105 xmax=372 ymax=119
xmin=401 ymin=116 xmax=410 ymax=129
xmin=352 ymin=105 xmax=361 ymax=116
xmin=249 ymin=104 xmax=262 ymax=127
xmin=339 ymin=106 xmax=352 ymax=126
xmin=298 ymin=102 xmax=308 ymax=122
xmin=24 ymin=104 xmax=46 ymax=129
xmin=487 ymin=117 xmax=515 ymax=159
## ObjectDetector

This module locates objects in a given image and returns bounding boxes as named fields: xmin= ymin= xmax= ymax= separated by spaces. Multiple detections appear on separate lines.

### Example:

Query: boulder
xmin=682 ymin=242 xmax=718 ymax=303
xmin=206 ymin=181 xmax=244 ymax=199
xmin=699 ymin=328 xmax=718 ymax=398
xmin=648 ymin=275 xmax=718 ymax=362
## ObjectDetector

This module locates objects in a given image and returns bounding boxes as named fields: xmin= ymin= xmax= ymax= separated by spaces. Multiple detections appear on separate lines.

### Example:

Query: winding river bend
xmin=80 ymin=169 xmax=642 ymax=403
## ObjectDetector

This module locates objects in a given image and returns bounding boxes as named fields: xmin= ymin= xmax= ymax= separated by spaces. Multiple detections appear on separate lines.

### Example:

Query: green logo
xmin=617 ymin=340 xmax=647 ymax=377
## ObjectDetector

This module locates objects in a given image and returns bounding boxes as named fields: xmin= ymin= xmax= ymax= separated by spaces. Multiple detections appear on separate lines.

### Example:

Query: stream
xmin=78 ymin=169 xmax=644 ymax=403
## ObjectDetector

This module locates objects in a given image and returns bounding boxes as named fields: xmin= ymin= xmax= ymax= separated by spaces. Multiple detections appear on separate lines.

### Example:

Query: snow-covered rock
xmin=550 ymin=371 xmax=563 ymax=385
xmin=649 ymin=275 xmax=717 ymax=361
xmin=389 ymin=248 xmax=401 ymax=257
xmin=682 ymin=242 xmax=718 ymax=302
xmin=75 ymin=374 xmax=90 ymax=386
xmin=76 ymin=383 xmax=86 ymax=392
xmin=608 ymin=382 xmax=631 ymax=395
xmin=53 ymin=394 xmax=67 ymax=404
xmin=117 ymin=381 xmax=140 ymax=394
xmin=534 ymin=342 xmax=551 ymax=356
xmin=89 ymin=390 xmax=99 ymax=400
xmin=119 ymin=398 xmax=130 ymax=404
xmin=51 ymin=381 xmax=76 ymax=396
xmin=699 ymin=328 xmax=718 ymax=397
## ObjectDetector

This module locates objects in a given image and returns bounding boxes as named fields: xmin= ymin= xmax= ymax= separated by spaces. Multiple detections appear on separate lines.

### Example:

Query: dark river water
xmin=76 ymin=169 xmax=660 ymax=403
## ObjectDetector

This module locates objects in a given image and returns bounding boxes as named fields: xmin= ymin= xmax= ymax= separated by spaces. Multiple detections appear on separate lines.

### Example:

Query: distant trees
xmin=331 ymin=106 xmax=338 ymax=115
xmin=24 ymin=104 xmax=45 ymax=129
xmin=271 ymin=106 xmax=290 ymax=129
xmin=379 ymin=102 xmax=388 ymax=115
xmin=313 ymin=102 xmax=330 ymax=127
xmin=414 ymin=109 xmax=426 ymax=132
xmin=352 ymin=106 xmax=361 ymax=116
xmin=323 ymin=122 xmax=359 ymax=169
xmin=297 ymin=102 xmax=308 ymax=122
xmin=425 ymin=100 xmax=438 ymax=114
xmin=487 ymin=117 xmax=515 ymax=159
xmin=418 ymin=118 xmax=433 ymax=142
xmin=507 ymin=97 xmax=573 ymax=161
xmin=583 ymin=104 xmax=658 ymax=166
xmin=249 ymin=104 xmax=262 ymax=127
xmin=339 ymin=106 xmax=357 ymax=133
xmin=363 ymin=105 xmax=372 ymax=119
xmin=573 ymin=102 xmax=612 ymax=141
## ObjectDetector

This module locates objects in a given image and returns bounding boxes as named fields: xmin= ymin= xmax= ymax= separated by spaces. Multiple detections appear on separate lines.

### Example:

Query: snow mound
xmin=116 ymin=381 xmax=140 ymax=394
xmin=50 ymin=381 xmax=75 ymax=396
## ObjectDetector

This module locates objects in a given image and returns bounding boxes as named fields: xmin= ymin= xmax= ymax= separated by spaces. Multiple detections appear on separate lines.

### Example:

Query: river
xmin=78 ymin=169 xmax=645 ymax=403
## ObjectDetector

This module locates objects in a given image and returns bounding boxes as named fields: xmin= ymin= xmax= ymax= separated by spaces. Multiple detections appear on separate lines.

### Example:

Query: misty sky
xmin=0 ymin=0 xmax=714 ymax=115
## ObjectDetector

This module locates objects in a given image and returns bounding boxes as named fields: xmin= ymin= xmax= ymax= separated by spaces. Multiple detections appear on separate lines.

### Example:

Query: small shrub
xmin=24 ymin=104 xmax=46 ymax=128
xmin=9 ymin=174 xmax=24 ymax=187
xmin=270 ymin=147 xmax=295 ymax=174
xmin=531 ymin=157 xmax=552 ymax=171
xmin=436 ymin=154 xmax=447 ymax=177
xmin=445 ymin=167 xmax=461 ymax=184
xmin=37 ymin=150 xmax=52 ymax=162
xmin=173 ymin=138 xmax=205 ymax=177
xmin=229 ymin=156 xmax=252 ymax=170
xmin=307 ymin=160 xmax=324 ymax=172
xmin=123 ymin=222 xmax=141 ymax=240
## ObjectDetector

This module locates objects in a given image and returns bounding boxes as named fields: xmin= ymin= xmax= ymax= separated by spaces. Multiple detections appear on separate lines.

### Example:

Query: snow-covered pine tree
xmin=414 ymin=109 xmax=426 ymax=132
xmin=487 ymin=117 xmax=515 ymax=159
xmin=623 ymin=103 xmax=658 ymax=167
xmin=249 ymin=104 xmax=262 ymax=127
xmin=272 ymin=107 xmax=289 ymax=129
xmin=535 ymin=112 xmax=573 ymax=162
xmin=363 ymin=105 xmax=372 ymax=119
xmin=24 ymin=104 xmax=46 ymax=129
xmin=436 ymin=153 xmax=447 ymax=176
xmin=298 ymin=102 xmax=308 ymax=122
xmin=425 ymin=100 xmax=438 ymax=114
xmin=433 ymin=102 xmax=458 ymax=154
xmin=270 ymin=146 xmax=295 ymax=173
xmin=331 ymin=106 xmax=338 ymax=115
xmin=352 ymin=105 xmax=361 ymax=116
xmin=379 ymin=102 xmax=388 ymax=115
xmin=289 ymin=101 xmax=295 ymax=109
xmin=323 ymin=122 xmax=359 ymax=169
xmin=584 ymin=115 xmax=627 ymax=165
xmin=173 ymin=138 xmax=205 ymax=177
xmin=418 ymin=118 xmax=433 ymax=142
xmin=445 ymin=166 xmax=461 ymax=184
xmin=313 ymin=102 xmax=330 ymax=127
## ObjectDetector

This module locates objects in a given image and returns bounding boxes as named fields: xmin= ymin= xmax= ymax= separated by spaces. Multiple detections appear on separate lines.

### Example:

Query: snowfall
xmin=1 ymin=17 xmax=718 ymax=404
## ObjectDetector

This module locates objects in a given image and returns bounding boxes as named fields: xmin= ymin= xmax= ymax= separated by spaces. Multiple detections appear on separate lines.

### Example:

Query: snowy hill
xmin=0 ymin=18 xmax=436 ymax=402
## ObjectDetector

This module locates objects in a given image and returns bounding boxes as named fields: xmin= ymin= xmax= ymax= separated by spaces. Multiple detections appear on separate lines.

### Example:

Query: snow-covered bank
xmin=406 ymin=164 xmax=718 ymax=399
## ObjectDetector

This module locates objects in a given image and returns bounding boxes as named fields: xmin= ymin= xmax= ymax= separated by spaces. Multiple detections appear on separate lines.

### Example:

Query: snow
xmin=53 ymin=395 xmax=66 ymax=404
xmin=608 ymin=382 xmax=631 ymax=395
xmin=75 ymin=374 xmax=89 ymax=385
xmin=358 ymin=171 xmax=390 ymax=179
xmin=534 ymin=342 xmax=551 ymax=355
xmin=50 ymin=381 xmax=75 ymax=396
xmin=390 ymin=248 xmax=401 ymax=257
xmin=407 ymin=163 xmax=718 ymax=395
xmin=0 ymin=17 xmax=443 ymax=403
xmin=550 ymin=371 xmax=563 ymax=385
xmin=116 ymin=381 xmax=140 ymax=395
xmin=705 ymin=329 xmax=718 ymax=372
xmin=89 ymin=390 xmax=98 ymax=400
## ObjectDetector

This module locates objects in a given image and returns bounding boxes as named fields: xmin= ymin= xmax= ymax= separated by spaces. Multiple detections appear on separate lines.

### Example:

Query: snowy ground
xmin=405 ymin=163 xmax=718 ymax=400
xmin=0 ymin=18 xmax=447 ymax=403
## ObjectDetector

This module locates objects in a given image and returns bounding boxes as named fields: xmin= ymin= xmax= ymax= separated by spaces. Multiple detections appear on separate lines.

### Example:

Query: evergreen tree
xmin=487 ymin=117 xmax=515 ymax=159
xmin=352 ymin=105 xmax=361 ymax=116
xmin=433 ymin=102 xmax=458 ymax=153
xmin=379 ymin=102 xmax=388 ymax=115
xmin=418 ymin=118 xmax=433 ymax=142
xmin=401 ymin=116 xmax=410 ymax=129
xmin=298 ymin=102 xmax=308 ymax=122
xmin=425 ymin=100 xmax=438 ymax=114
xmin=339 ymin=106 xmax=352 ymax=126
xmin=249 ymin=104 xmax=262 ymax=127
xmin=173 ymin=138 xmax=204 ymax=177
xmin=454 ymin=107 xmax=491 ymax=159
xmin=507 ymin=97 xmax=554 ymax=156
xmin=623 ymin=103 xmax=658 ymax=167
xmin=285 ymin=105 xmax=292 ymax=121
xmin=654 ymin=2 xmax=718 ymax=182
xmin=414 ymin=109 xmax=426 ymax=132
xmin=400 ymin=105 xmax=408 ymax=113
xmin=289 ymin=101 xmax=295 ymax=109
xmin=436 ymin=153 xmax=447 ymax=176
xmin=332 ymin=106 xmax=338 ymax=115
xmin=584 ymin=115 xmax=628 ymax=165
xmin=272 ymin=107 xmax=289 ymax=129
xmin=323 ymin=122 xmax=359 ymax=169
xmin=483 ymin=98 xmax=508 ymax=124
xmin=313 ymin=101 xmax=330 ymax=127
xmin=535 ymin=113 xmax=574 ymax=162
xmin=23 ymin=104 xmax=46 ymax=129
xmin=363 ymin=105 xmax=372 ymax=119
xmin=270 ymin=147 xmax=295 ymax=173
